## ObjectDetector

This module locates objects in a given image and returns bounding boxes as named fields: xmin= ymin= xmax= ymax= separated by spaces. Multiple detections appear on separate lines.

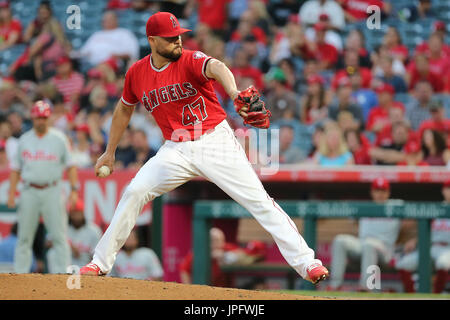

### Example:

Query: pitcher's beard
xmin=158 ymin=47 xmax=182 ymax=61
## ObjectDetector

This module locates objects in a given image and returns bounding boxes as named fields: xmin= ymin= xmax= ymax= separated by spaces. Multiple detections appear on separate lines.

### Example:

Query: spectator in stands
xmin=277 ymin=124 xmax=307 ymax=164
xmin=79 ymin=10 xmax=139 ymax=70
xmin=406 ymin=54 xmax=444 ymax=93
xmin=268 ymin=13 xmax=303 ymax=65
xmin=231 ymin=48 xmax=265 ymax=92
xmin=241 ymin=35 xmax=269 ymax=72
xmin=332 ymin=49 xmax=372 ymax=90
xmin=338 ymin=0 xmax=391 ymax=23
xmin=341 ymin=29 xmax=371 ymax=68
xmin=366 ymin=83 xmax=404 ymax=133
xmin=396 ymin=179 xmax=450 ymax=293
xmin=344 ymin=128 xmax=372 ymax=165
xmin=50 ymin=56 xmax=85 ymax=114
xmin=418 ymin=99 xmax=450 ymax=148
xmin=110 ymin=228 xmax=163 ymax=280
xmin=264 ymin=67 xmax=299 ymax=122
xmin=396 ymin=139 xmax=428 ymax=166
xmin=328 ymin=78 xmax=364 ymax=129
xmin=329 ymin=177 xmax=400 ymax=291
xmin=7 ymin=111 xmax=25 ymax=138
xmin=300 ymin=74 xmax=331 ymax=125
xmin=299 ymin=22 xmax=339 ymax=71
xmin=374 ymin=55 xmax=407 ymax=93
xmin=304 ymin=13 xmax=343 ymax=51
xmin=129 ymin=128 xmax=156 ymax=169
xmin=299 ymin=0 xmax=346 ymax=31
xmin=279 ymin=58 xmax=302 ymax=93
xmin=49 ymin=93 xmax=72 ymax=134
xmin=421 ymin=129 xmax=450 ymax=166
xmin=349 ymin=71 xmax=378 ymax=122
xmin=229 ymin=10 xmax=267 ymax=46
xmin=371 ymin=44 xmax=406 ymax=77
xmin=71 ymin=123 xmax=93 ymax=168
xmin=0 ymin=78 xmax=32 ymax=117
xmin=307 ymin=123 xmax=325 ymax=161
xmin=415 ymin=23 xmax=450 ymax=58
xmin=405 ymin=80 xmax=435 ymax=131
xmin=424 ymin=33 xmax=450 ymax=77
xmin=0 ymin=1 xmax=22 ymax=51
xmin=369 ymin=120 xmax=411 ymax=165
xmin=313 ymin=120 xmax=354 ymax=167
xmin=12 ymin=0 xmax=70 ymax=81
xmin=114 ymin=127 xmax=136 ymax=169
xmin=382 ymin=27 xmax=409 ymax=63
xmin=185 ymin=0 xmax=229 ymax=36
xmin=48 ymin=199 xmax=102 ymax=269
xmin=267 ymin=0 xmax=302 ymax=28
xmin=398 ymin=0 xmax=434 ymax=22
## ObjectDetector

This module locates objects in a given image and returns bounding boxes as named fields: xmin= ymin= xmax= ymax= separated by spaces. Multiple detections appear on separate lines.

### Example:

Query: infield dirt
xmin=0 ymin=274 xmax=329 ymax=300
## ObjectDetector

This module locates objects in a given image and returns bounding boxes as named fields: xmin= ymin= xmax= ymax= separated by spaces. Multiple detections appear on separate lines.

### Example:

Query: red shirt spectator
xmin=231 ymin=49 xmax=265 ymax=91
xmin=407 ymin=54 xmax=444 ymax=92
xmin=332 ymin=67 xmax=372 ymax=89
xmin=197 ymin=0 xmax=230 ymax=31
xmin=366 ymin=83 xmax=405 ymax=132
xmin=300 ymin=23 xmax=338 ymax=70
xmin=0 ymin=2 xmax=22 ymax=50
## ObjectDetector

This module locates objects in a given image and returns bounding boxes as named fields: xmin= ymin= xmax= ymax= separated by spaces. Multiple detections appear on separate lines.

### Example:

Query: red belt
xmin=27 ymin=181 xmax=57 ymax=189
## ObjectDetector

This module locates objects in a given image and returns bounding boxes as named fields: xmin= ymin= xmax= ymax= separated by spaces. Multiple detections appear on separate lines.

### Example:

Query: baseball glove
xmin=234 ymin=86 xmax=271 ymax=129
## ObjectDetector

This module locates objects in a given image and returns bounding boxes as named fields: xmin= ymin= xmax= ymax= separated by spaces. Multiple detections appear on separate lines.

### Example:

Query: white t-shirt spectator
xmin=80 ymin=28 xmax=139 ymax=66
xmin=299 ymin=0 xmax=345 ymax=30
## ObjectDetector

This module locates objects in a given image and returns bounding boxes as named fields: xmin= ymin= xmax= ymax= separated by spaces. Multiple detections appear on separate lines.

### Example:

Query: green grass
xmin=281 ymin=290 xmax=450 ymax=300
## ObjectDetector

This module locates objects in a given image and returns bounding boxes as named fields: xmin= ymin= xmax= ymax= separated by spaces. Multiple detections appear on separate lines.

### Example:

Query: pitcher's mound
xmin=0 ymin=274 xmax=326 ymax=300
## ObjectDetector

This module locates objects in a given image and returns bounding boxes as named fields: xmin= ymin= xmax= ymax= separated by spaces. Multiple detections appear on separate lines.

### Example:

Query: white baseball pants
xmin=329 ymin=234 xmax=393 ymax=289
xmin=92 ymin=120 xmax=321 ymax=279
xmin=396 ymin=244 xmax=450 ymax=271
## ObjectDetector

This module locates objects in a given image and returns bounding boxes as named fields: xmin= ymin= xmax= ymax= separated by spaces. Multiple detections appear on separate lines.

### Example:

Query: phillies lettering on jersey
xmin=121 ymin=49 xmax=227 ymax=141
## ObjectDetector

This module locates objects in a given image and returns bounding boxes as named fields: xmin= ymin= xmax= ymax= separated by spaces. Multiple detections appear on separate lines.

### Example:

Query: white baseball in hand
xmin=98 ymin=165 xmax=111 ymax=178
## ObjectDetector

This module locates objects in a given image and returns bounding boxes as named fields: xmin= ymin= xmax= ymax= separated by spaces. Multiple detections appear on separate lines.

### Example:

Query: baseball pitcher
xmin=8 ymin=101 xmax=79 ymax=274
xmin=80 ymin=12 xmax=328 ymax=284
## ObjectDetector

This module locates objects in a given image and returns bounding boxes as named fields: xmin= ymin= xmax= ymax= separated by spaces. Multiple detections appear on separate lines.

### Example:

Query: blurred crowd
xmin=0 ymin=0 xmax=450 ymax=169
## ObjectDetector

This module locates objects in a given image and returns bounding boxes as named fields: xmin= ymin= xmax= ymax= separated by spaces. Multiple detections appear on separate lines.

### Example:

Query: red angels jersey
xmin=121 ymin=49 xmax=227 ymax=141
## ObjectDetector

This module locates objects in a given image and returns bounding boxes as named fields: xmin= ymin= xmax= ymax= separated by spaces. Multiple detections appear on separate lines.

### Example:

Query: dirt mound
xmin=0 ymin=274 xmax=327 ymax=300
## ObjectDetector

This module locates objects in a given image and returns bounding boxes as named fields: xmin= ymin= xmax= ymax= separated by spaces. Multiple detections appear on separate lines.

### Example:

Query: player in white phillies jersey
xmin=8 ymin=101 xmax=79 ymax=274
xmin=110 ymin=229 xmax=163 ymax=280
xmin=328 ymin=177 xmax=401 ymax=291
xmin=396 ymin=180 xmax=450 ymax=293
xmin=47 ymin=199 xmax=102 ymax=270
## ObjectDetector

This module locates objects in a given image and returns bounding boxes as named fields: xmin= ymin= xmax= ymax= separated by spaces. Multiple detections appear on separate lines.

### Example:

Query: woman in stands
xmin=300 ymin=74 xmax=331 ymax=125
xmin=313 ymin=121 xmax=355 ymax=167
xmin=10 ymin=0 xmax=71 ymax=81
xmin=421 ymin=129 xmax=450 ymax=166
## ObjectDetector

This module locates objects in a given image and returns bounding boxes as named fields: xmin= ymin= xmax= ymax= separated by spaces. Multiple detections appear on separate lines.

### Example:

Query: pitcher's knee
xmin=123 ymin=183 xmax=152 ymax=202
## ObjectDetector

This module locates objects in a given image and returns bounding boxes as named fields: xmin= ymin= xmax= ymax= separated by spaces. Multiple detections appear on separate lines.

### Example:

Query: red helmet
xmin=31 ymin=100 xmax=51 ymax=118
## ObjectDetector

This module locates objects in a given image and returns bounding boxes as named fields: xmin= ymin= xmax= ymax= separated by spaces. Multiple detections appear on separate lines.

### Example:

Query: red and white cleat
xmin=80 ymin=263 xmax=105 ymax=276
xmin=306 ymin=263 xmax=329 ymax=284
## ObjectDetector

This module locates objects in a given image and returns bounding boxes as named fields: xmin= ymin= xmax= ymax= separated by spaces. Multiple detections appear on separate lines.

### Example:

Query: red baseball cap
xmin=31 ymin=100 xmax=51 ymax=118
xmin=68 ymin=199 xmax=84 ymax=212
xmin=375 ymin=83 xmax=395 ymax=95
xmin=146 ymin=12 xmax=191 ymax=38
xmin=75 ymin=123 xmax=90 ymax=135
xmin=434 ymin=21 xmax=446 ymax=32
xmin=371 ymin=177 xmax=390 ymax=190
xmin=307 ymin=74 xmax=324 ymax=85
